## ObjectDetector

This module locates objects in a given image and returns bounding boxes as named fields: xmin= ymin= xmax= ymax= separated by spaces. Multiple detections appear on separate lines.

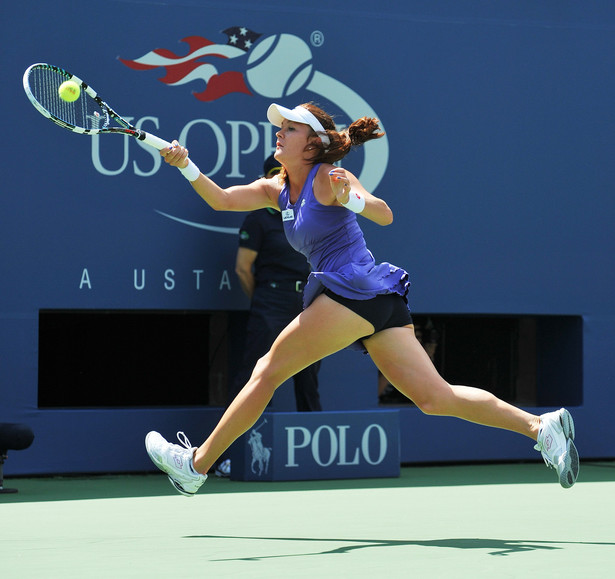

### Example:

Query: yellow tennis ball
xmin=58 ymin=80 xmax=80 ymax=102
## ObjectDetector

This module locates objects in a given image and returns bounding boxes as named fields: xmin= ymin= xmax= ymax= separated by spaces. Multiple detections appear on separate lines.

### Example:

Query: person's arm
xmin=161 ymin=142 xmax=279 ymax=212
xmin=318 ymin=166 xmax=393 ymax=226
xmin=235 ymin=247 xmax=258 ymax=299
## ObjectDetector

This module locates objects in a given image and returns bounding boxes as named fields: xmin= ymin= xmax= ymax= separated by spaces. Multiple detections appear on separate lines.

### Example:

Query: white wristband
xmin=178 ymin=159 xmax=200 ymax=182
xmin=341 ymin=189 xmax=365 ymax=213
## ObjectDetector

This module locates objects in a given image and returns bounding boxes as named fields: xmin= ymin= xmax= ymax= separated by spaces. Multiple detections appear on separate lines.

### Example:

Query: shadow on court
xmin=3 ymin=463 xmax=614 ymax=578
xmin=185 ymin=534 xmax=615 ymax=559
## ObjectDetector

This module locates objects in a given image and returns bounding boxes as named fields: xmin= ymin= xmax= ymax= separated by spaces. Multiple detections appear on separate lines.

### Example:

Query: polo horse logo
xmin=248 ymin=419 xmax=271 ymax=476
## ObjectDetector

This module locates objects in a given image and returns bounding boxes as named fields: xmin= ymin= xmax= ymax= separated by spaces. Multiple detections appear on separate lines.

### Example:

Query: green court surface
xmin=1 ymin=462 xmax=614 ymax=578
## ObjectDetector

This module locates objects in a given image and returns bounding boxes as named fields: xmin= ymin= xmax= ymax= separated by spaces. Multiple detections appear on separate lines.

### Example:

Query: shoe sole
xmin=558 ymin=410 xmax=579 ymax=489
xmin=559 ymin=409 xmax=575 ymax=441
xmin=167 ymin=476 xmax=196 ymax=497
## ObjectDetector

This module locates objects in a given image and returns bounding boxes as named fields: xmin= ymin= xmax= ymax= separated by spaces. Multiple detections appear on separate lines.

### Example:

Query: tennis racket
xmin=23 ymin=63 xmax=171 ymax=150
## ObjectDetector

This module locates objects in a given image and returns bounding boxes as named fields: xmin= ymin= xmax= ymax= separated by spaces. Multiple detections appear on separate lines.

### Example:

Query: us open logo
xmin=114 ymin=27 xmax=389 ymax=234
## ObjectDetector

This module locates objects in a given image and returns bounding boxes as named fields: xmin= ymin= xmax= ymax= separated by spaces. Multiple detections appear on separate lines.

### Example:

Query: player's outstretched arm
xmin=161 ymin=142 xmax=279 ymax=212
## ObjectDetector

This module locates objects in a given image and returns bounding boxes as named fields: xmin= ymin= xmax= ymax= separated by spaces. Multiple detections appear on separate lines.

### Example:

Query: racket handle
xmin=137 ymin=131 xmax=172 ymax=150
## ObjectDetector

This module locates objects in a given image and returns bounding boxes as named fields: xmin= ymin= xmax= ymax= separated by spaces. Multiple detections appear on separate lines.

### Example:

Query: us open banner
xmin=230 ymin=410 xmax=400 ymax=481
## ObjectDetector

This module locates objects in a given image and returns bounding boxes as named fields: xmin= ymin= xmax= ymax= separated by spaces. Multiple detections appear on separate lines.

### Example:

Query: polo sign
xmin=230 ymin=410 xmax=400 ymax=481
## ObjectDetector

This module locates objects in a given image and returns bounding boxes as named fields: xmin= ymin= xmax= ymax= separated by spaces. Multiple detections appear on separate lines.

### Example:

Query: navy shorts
xmin=323 ymin=289 xmax=413 ymax=336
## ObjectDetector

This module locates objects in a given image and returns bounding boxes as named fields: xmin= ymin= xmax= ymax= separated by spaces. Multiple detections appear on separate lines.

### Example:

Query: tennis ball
xmin=246 ymin=34 xmax=313 ymax=98
xmin=58 ymin=80 xmax=80 ymax=102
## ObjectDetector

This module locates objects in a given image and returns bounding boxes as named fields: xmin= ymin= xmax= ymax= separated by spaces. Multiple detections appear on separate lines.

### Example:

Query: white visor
xmin=267 ymin=103 xmax=331 ymax=147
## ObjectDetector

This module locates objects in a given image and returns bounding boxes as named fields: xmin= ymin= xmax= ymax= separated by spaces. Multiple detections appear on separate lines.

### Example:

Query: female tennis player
xmin=145 ymin=102 xmax=579 ymax=494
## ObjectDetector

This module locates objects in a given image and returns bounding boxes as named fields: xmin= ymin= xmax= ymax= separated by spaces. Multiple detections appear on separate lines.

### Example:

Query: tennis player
xmin=146 ymin=102 xmax=579 ymax=495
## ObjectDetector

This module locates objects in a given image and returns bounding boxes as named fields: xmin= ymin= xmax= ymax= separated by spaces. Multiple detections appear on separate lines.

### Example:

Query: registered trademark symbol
xmin=310 ymin=30 xmax=324 ymax=47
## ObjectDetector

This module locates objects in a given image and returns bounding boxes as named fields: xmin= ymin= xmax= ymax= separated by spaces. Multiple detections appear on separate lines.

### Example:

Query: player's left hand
xmin=328 ymin=168 xmax=351 ymax=205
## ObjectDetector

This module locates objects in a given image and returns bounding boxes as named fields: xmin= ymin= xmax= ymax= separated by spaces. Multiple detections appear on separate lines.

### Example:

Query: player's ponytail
xmin=348 ymin=117 xmax=384 ymax=147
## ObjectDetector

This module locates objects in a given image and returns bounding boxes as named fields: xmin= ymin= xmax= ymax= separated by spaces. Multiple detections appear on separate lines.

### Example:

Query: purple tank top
xmin=278 ymin=164 xmax=410 ymax=310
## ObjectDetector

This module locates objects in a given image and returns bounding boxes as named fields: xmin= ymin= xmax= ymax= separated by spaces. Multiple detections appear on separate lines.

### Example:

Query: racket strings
xmin=28 ymin=67 xmax=107 ymax=131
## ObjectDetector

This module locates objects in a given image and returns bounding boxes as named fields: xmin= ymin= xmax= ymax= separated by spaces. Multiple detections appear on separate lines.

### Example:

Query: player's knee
xmin=410 ymin=381 xmax=453 ymax=416
xmin=415 ymin=398 xmax=443 ymax=416
xmin=251 ymin=354 xmax=283 ymax=392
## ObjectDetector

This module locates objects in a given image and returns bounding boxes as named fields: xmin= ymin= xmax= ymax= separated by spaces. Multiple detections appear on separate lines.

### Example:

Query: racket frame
xmin=23 ymin=63 xmax=171 ymax=150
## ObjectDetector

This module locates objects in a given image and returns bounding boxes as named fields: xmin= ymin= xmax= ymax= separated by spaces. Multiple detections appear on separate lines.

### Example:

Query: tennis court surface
xmin=2 ymin=461 xmax=614 ymax=578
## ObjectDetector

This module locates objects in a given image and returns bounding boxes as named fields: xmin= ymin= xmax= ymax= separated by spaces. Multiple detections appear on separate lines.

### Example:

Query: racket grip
xmin=138 ymin=131 xmax=172 ymax=150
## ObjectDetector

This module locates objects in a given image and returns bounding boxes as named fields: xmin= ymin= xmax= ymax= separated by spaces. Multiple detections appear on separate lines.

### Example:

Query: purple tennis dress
xmin=278 ymin=164 xmax=410 ymax=349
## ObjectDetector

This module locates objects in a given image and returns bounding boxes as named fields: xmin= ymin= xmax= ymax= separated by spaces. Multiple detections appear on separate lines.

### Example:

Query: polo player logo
xmin=248 ymin=419 xmax=271 ymax=476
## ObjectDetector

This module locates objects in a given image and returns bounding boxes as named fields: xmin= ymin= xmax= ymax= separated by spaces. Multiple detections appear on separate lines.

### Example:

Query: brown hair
xmin=278 ymin=102 xmax=385 ymax=182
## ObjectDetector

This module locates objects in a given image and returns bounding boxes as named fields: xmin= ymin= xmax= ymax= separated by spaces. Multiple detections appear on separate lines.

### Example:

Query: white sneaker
xmin=145 ymin=431 xmax=207 ymax=496
xmin=534 ymin=408 xmax=579 ymax=488
xmin=215 ymin=458 xmax=231 ymax=478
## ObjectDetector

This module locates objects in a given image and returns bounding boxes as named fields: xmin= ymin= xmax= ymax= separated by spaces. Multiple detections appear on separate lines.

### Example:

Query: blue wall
xmin=2 ymin=0 xmax=614 ymax=475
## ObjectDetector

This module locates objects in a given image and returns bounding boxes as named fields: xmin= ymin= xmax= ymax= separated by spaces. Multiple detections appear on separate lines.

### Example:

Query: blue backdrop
xmin=2 ymin=0 xmax=614 ymax=475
